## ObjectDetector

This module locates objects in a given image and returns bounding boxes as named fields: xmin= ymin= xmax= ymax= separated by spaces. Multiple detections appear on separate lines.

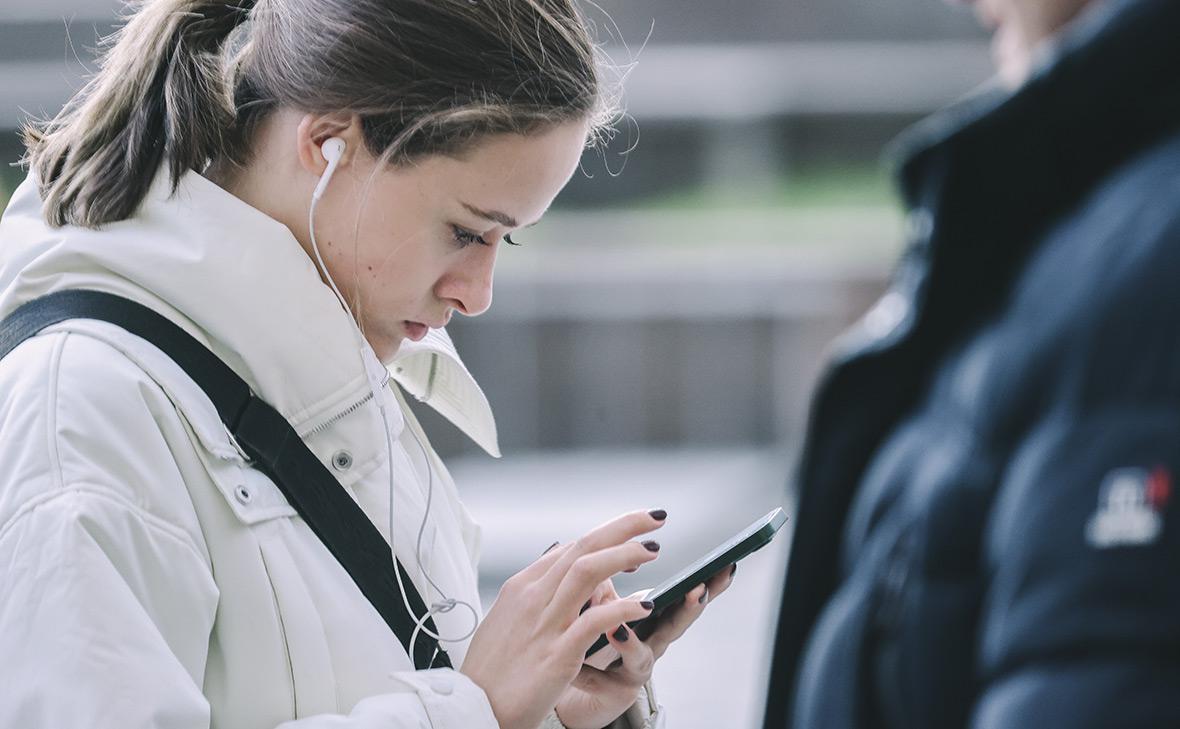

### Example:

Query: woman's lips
xmin=402 ymin=321 xmax=429 ymax=342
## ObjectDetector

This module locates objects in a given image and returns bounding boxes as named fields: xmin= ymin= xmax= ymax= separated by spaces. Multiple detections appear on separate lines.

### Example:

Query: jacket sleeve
xmin=971 ymin=406 xmax=1180 ymax=728
xmin=538 ymin=682 xmax=664 ymax=729
xmin=608 ymin=681 xmax=665 ymax=729
xmin=0 ymin=331 xmax=499 ymax=729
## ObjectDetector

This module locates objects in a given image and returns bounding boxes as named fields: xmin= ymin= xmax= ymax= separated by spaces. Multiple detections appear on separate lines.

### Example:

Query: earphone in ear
xmin=321 ymin=136 xmax=347 ymax=162
xmin=307 ymin=136 xmax=348 ymax=304
xmin=312 ymin=137 xmax=347 ymax=202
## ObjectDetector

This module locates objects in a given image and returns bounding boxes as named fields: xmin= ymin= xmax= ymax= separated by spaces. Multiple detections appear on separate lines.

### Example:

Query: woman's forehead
xmin=413 ymin=122 xmax=589 ymax=223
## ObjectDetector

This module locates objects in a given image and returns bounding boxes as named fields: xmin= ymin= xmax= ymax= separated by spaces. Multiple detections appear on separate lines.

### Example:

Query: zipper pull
xmin=360 ymin=346 xmax=391 ymax=400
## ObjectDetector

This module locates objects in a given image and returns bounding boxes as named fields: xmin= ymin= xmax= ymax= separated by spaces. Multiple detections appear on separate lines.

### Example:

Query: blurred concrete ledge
xmin=0 ymin=37 xmax=992 ymax=129
xmin=487 ymin=244 xmax=891 ymax=321
xmin=618 ymin=41 xmax=994 ymax=120
xmin=411 ymin=239 xmax=892 ymax=458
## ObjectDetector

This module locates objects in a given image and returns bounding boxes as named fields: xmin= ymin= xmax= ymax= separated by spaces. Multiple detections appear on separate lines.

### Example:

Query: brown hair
xmin=22 ymin=0 xmax=612 ymax=229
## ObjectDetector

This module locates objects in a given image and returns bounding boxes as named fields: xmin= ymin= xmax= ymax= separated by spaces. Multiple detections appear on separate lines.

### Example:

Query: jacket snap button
xmin=234 ymin=484 xmax=253 ymax=505
xmin=332 ymin=450 xmax=354 ymax=471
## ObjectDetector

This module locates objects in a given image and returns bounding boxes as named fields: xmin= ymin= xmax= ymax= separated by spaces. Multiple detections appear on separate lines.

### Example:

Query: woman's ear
xmin=295 ymin=113 xmax=364 ymax=178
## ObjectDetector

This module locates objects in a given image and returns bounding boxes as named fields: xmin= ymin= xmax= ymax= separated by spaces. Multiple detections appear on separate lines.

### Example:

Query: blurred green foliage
xmin=518 ymin=163 xmax=905 ymax=263
xmin=634 ymin=164 xmax=896 ymax=211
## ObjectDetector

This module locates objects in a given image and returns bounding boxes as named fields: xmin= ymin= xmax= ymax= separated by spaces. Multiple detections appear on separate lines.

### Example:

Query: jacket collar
xmin=850 ymin=0 xmax=1180 ymax=363
xmin=394 ymin=328 xmax=500 ymax=457
xmin=891 ymin=0 xmax=1180 ymax=246
xmin=0 ymin=167 xmax=500 ymax=456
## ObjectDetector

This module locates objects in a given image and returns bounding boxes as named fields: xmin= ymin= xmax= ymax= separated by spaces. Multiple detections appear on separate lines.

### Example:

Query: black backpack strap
xmin=0 ymin=289 xmax=452 ymax=670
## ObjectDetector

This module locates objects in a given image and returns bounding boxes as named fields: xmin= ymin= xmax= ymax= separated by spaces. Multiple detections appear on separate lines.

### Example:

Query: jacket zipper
xmin=300 ymin=391 xmax=377 ymax=438
xmin=221 ymin=388 xmax=380 ymax=463
xmin=300 ymin=365 xmax=391 ymax=439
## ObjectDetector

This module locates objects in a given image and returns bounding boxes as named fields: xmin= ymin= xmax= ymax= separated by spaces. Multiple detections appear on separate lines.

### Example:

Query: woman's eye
xmin=451 ymin=225 xmax=488 ymax=248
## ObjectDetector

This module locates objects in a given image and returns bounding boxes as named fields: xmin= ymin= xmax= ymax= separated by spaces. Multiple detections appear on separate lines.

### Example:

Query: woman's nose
xmin=439 ymin=248 xmax=496 ymax=317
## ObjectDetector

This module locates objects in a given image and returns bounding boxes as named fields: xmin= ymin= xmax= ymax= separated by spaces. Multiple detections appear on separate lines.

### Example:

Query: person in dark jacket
xmin=764 ymin=0 xmax=1180 ymax=726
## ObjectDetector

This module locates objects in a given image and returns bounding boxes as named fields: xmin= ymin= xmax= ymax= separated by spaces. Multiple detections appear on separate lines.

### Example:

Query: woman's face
xmin=300 ymin=119 xmax=589 ymax=361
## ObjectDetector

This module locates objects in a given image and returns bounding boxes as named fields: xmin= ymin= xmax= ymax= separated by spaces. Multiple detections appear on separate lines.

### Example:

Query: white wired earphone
xmin=309 ymin=137 xmax=480 ymax=665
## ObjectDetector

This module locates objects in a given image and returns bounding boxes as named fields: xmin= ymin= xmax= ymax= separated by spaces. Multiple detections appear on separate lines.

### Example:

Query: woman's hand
xmin=555 ymin=564 xmax=738 ymax=729
xmin=459 ymin=510 xmax=666 ymax=729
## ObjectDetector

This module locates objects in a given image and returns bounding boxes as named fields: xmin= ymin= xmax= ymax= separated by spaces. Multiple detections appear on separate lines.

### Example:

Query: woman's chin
xmin=360 ymin=330 xmax=404 ymax=364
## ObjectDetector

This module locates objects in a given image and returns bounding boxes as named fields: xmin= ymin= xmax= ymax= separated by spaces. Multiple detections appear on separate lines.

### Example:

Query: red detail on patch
xmin=1146 ymin=466 xmax=1172 ymax=510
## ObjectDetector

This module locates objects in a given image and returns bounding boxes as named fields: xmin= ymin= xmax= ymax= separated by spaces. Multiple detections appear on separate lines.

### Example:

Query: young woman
xmin=0 ymin=1 xmax=735 ymax=728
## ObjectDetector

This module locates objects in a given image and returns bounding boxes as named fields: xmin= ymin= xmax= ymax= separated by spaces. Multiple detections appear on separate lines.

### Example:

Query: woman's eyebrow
xmin=462 ymin=202 xmax=518 ymax=228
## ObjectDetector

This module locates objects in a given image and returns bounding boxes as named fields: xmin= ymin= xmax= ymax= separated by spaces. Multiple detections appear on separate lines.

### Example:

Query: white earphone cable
xmin=308 ymin=141 xmax=479 ymax=659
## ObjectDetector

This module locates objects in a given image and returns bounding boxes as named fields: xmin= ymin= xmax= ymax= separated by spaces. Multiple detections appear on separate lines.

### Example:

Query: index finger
xmin=509 ymin=540 xmax=576 ymax=585
xmin=538 ymin=509 xmax=667 ymax=592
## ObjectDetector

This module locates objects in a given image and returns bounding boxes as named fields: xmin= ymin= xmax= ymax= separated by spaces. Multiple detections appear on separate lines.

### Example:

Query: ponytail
xmin=21 ymin=0 xmax=255 ymax=229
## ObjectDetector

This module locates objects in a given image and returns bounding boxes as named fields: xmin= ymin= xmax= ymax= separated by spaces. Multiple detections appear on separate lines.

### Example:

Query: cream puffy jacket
xmin=0 ymin=170 xmax=661 ymax=729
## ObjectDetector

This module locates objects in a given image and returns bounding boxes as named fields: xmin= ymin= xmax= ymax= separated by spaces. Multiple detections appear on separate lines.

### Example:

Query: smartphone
xmin=584 ymin=506 xmax=788 ymax=661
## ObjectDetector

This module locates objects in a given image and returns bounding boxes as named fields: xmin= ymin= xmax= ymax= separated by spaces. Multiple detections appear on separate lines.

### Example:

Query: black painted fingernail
xmin=542 ymin=541 xmax=559 ymax=555
xmin=642 ymin=540 xmax=661 ymax=553
xmin=613 ymin=625 xmax=629 ymax=642
xmin=730 ymin=564 xmax=737 ymax=578
xmin=640 ymin=600 xmax=655 ymax=611
xmin=580 ymin=600 xmax=592 ymax=615
xmin=648 ymin=509 xmax=667 ymax=521
xmin=699 ymin=587 xmax=709 ymax=604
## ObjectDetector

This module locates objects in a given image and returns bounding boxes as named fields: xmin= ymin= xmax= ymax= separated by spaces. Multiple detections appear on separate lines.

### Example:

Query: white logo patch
xmin=1085 ymin=466 xmax=1171 ymax=549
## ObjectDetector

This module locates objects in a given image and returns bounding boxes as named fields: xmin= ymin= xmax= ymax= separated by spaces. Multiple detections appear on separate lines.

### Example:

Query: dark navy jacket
xmin=764 ymin=0 xmax=1180 ymax=727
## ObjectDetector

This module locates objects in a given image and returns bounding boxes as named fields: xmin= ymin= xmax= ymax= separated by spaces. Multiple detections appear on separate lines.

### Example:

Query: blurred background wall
xmin=0 ymin=1 xmax=992 ymax=726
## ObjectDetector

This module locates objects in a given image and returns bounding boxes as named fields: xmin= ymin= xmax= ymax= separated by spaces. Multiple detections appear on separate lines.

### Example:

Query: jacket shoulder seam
xmin=44 ymin=331 xmax=69 ymax=495
xmin=29 ymin=331 xmax=214 ymax=565
xmin=0 ymin=482 xmax=212 ymax=569
xmin=49 ymin=324 xmax=242 ymax=462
